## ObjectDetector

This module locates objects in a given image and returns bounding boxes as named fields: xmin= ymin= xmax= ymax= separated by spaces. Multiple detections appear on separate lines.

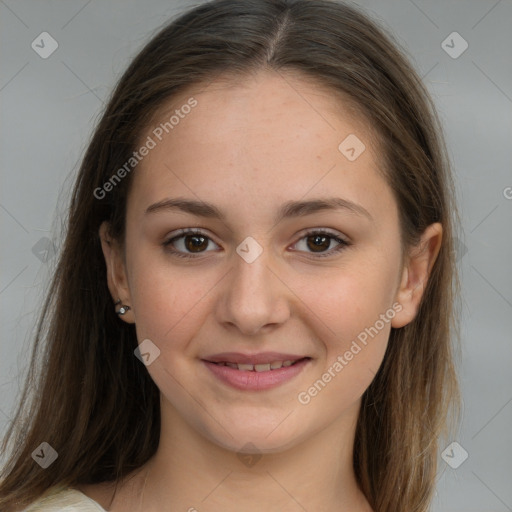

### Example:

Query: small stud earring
xmin=114 ymin=299 xmax=131 ymax=316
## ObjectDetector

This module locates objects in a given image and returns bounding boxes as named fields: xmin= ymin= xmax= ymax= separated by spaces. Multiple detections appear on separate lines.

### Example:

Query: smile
xmin=202 ymin=357 xmax=312 ymax=391
xmin=210 ymin=358 xmax=308 ymax=372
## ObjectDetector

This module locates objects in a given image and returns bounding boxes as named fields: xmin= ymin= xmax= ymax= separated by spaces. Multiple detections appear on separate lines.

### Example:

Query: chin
xmin=198 ymin=414 xmax=311 ymax=455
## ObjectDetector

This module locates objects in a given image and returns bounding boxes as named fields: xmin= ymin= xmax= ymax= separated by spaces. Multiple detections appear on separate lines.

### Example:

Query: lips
xmin=210 ymin=358 xmax=309 ymax=372
xmin=203 ymin=352 xmax=309 ymax=366
xmin=202 ymin=356 xmax=312 ymax=391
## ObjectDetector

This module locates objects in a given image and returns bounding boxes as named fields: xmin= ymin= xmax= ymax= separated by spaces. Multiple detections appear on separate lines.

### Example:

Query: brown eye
xmin=183 ymin=234 xmax=209 ymax=252
xmin=163 ymin=228 xmax=350 ymax=260
xmin=306 ymin=234 xmax=332 ymax=253
xmin=163 ymin=229 xmax=219 ymax=259
xmin=292 ymin=230 xmax=350 ymax=258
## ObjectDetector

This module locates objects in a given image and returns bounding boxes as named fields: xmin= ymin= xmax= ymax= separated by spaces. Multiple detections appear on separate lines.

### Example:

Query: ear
xmin=99 ymin=221 xmax=135 ymax=324
xmin=391 ymin=222 xmax=442 ymax=328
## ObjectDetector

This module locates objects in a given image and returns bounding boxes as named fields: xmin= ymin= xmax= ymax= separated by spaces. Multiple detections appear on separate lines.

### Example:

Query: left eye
xmin=162 ymin=229 xmax=350 ymax=259
xmin=291 ymin=230 xmax=350 ymax=257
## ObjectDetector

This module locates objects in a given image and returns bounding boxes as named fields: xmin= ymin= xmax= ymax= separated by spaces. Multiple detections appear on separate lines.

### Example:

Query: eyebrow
xmin=145 ymin=196 xmax=373 ymax=223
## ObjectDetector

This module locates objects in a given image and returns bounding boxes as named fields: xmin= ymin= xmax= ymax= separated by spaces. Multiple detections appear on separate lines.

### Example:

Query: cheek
xmin=126 ymin=245 xmax=226 ymax=357
xmin=295 ymin=266 xmax=396 ymax=411
xmin=292 ymin=252 xmax=399 ymax=396
xmin=126 ymin=247 xmax=194 ymax=341
xmin=292 ymin=250 xmax=400 ymax=339
xmin=298 ymin=333 xmax=388 ymax=417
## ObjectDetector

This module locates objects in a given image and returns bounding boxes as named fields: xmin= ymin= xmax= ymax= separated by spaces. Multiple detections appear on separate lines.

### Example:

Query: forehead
xmin=127 ymin=69 xmax=393 ymax=227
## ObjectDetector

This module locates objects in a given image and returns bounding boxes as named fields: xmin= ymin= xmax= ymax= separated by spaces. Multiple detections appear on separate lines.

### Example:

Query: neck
xmin=138 ymin=397 xmax=371 ymax=512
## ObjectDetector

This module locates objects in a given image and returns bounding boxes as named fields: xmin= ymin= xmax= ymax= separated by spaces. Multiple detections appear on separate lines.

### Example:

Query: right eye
xmin=162 ymin=228 xmax=220 ymax=259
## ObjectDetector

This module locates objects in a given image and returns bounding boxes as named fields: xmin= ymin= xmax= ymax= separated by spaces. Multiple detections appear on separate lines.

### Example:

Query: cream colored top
xmin=23 ymin=487 xmax=107 ymax=511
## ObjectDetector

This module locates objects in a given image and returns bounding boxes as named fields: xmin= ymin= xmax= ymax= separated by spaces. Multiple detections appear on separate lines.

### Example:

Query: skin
xmin=79 ymin=69 xmax=442 ymax=511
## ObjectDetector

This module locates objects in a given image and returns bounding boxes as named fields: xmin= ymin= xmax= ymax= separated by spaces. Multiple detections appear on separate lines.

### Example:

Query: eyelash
xmin=162 ymin=228 xmax=351 ymax=259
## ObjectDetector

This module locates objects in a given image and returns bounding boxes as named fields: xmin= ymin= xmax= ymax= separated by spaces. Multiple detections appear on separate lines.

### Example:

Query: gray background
xmin=1 ymin=1 xmax=511 ymax=510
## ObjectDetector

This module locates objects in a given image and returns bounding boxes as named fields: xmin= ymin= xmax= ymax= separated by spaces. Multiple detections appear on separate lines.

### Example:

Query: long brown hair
xmin=0 ymin=1 xmax=461 ymax=510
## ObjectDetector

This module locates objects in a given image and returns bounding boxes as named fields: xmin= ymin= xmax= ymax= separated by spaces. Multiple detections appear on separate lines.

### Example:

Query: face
xmin=101 ymin=69 xmax=435 ymax=454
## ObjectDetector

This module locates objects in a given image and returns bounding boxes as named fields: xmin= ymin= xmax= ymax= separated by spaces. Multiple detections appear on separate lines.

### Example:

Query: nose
xmin=215 ymin=246 xmax=291 ymax=336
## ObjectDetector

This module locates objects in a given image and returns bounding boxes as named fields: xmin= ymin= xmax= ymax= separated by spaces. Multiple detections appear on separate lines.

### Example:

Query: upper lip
xmin=203 ymin=352 xmax=310 ymax=365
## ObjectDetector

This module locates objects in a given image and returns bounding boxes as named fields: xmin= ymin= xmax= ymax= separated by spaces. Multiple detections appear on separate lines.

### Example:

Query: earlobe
xmin=391 ymin=223 xmax=443 ymax=328
xmin=99 ymin=221 xmax=135 ymax=324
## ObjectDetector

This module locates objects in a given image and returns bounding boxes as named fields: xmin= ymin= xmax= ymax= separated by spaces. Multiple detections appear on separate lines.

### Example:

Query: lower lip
xmin=202 ymin=358 xmax=311 ymax=391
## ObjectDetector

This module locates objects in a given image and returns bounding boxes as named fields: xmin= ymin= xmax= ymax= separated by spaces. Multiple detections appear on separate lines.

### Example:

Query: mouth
xmin=201 ymin=356 xmax=312 ymax=391
xmin=206 ymin=357 xmax=311 ymax=372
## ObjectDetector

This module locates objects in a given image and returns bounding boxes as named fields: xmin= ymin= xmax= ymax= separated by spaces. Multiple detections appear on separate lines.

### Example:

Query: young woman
xmin=0 ymin=0 xmax=461 ymax=510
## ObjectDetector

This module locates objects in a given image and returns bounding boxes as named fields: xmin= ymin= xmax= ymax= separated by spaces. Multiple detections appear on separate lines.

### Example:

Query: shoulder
xmin=22 ymin=486 xmax=107 ymax=512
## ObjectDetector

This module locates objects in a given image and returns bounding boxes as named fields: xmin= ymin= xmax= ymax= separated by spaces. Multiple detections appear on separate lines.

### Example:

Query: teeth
xmin=254 ymin=363 xmax=271 ymax=372
xmin=214 ymin=359 xmax=302 ymax=371
xmin=237 ymin=363 xmax=255 ymax=371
